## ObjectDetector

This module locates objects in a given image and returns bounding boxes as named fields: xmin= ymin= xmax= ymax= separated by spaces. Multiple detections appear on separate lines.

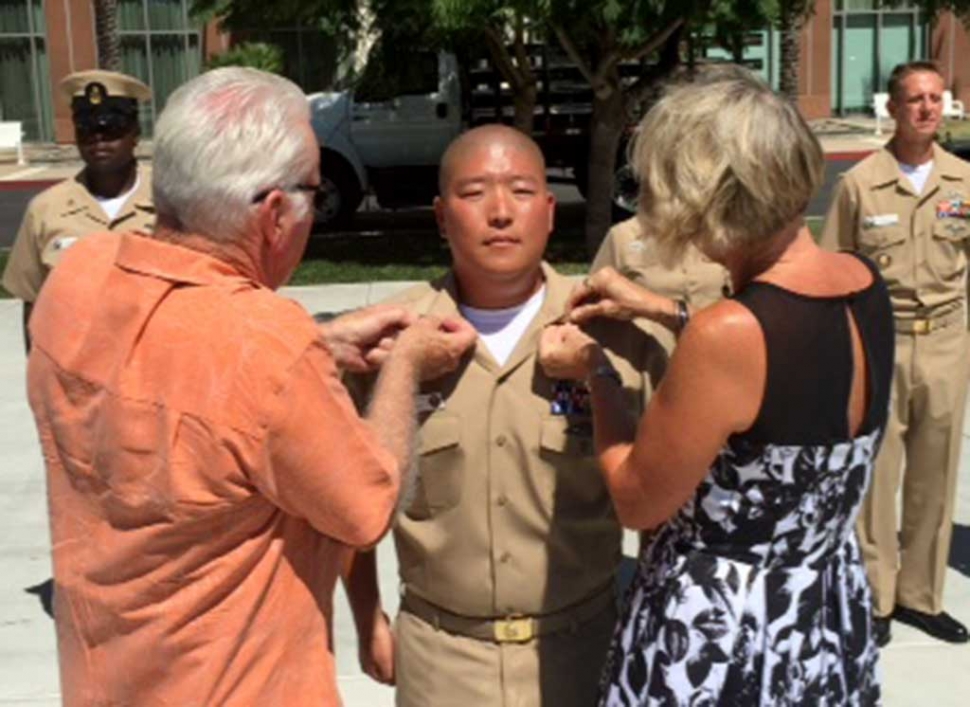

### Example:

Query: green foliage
xmin=707 ymin=0 xmax=773 ymax=61
xmin=205 ymin=42 xmax=285 ymax=73
xmin=190 ymin=0 xmax=361 ymax=33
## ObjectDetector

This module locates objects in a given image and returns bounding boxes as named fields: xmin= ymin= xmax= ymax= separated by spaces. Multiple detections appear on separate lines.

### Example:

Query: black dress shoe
xmin=873 ymin=616 xmax=891 ymax=647
xmin=893 ymin=606 xmax=969 ymax=644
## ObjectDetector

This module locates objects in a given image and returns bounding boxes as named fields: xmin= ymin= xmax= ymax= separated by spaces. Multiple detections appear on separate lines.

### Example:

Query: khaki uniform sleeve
xmin=2 ymin=205 xmax=46 ymax=302
xmin=259 ymin=340 xmax=399 ymax=548
xmin=591 ymin=225 xmax=622 ymax=273
xmin=819 ymin=176 xmax=859 ymax=252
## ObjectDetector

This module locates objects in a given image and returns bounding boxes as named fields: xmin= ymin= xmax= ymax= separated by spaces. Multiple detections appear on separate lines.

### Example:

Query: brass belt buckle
xmin=493 ymin=615 xmax=534 ymax=643
xmin=912 ymin=318 xmax=930 ymax=335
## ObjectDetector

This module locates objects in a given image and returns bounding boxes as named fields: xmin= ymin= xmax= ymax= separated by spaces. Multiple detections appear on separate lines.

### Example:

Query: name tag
xmin=416 ymin=392 xmax=445 ymax=414
xmin=863 ymin=214 xmax=899 ymax=229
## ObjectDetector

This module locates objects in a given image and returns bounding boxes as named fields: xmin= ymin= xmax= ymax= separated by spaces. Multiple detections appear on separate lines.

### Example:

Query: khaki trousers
xmin=394 ymin=604 xmax=616 ymax=707
xmin=857 ymin=320 xmax=970 ymax=616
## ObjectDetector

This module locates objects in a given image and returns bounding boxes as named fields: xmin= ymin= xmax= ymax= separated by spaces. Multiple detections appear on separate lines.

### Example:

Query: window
xmin=118 ymin=0 xmax=203 ymax=135
xmin=0 ymin=0 xmax=52 ymax=141
xmin=831 ymin=2 xmax=927 ymax=114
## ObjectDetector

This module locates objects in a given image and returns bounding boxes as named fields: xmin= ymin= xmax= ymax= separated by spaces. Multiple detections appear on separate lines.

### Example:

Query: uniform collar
xmin=114 ymin=231 xmax=257 ymax=288
xmin=425 ymin=262 xmax=573 ymax=375
xmin=870 ymin=142 xmax=966 ymax=195
xmin=62 ymin=165 xmax=154 ymax=221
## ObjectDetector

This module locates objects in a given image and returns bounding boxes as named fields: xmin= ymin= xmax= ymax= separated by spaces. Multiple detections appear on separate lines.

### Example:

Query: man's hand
xmin=318 ymin=304 xmax=416 ymax=373
xmin=393 ymin=315 xmax=477 ymax=381
xmin=567 ymin=267 xmax=668 ymax=324
xmin=538 ymin=323 xmax=605 ymax=381
xmin=358 ymin=609 xmax=396 ymax=685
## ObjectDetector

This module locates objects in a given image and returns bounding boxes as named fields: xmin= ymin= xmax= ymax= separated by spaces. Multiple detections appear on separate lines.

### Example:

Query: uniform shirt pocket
xmin=414 ymin=413 xmax=463 ymax=513
xmin=929 ymin=219 xmax=970 ymax=284
xmin=857 ymin=225 xmax=906 ymax=277
xmin=538 ymin=417 xmax=607 ymax=511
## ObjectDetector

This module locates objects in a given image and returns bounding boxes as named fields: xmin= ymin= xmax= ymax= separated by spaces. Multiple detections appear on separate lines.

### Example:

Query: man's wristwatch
xmin=675 ymin=299 xmax=690 ymax=333
xmin=587 ymin=363 xmax=622 ymax=387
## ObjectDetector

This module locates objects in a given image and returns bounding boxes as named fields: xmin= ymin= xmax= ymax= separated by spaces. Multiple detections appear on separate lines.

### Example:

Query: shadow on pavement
xmin=950 ymin=523 xmax=970 ymax=579
xmin=25 ymin=578 xmax=54 ymax=618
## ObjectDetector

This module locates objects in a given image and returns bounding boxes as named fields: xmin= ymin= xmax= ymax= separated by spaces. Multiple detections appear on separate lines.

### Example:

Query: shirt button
xmin=496 ymin=434 xmax=507 ymax=447
xmin=499 ymin=551 xmax=511 ymax=564
xmin=497 ymin=495 xmax=508 ymax=507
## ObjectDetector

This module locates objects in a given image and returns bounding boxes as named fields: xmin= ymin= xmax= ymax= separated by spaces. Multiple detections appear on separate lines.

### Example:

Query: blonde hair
xmin=630 ymin=66 xmax=823 ymax=262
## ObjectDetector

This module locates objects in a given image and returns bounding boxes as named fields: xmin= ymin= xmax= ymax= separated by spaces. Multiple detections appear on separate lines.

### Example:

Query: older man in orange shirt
xmin=26 ymin=68 xmax=475 ymax=706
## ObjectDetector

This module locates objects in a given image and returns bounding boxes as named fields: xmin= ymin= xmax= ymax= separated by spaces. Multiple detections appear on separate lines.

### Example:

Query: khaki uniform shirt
xmin=373 ymin=263 xmax=667 ymax=618
xmin=592 ymin=217 xmax=731 ymax=309
xmin=592 ymin=217 xmax=731 ymax=353
xmin=3 ymin=168 xmax=155 ymax=302
xmin=820 ymin=144 xmax=970 ymax=320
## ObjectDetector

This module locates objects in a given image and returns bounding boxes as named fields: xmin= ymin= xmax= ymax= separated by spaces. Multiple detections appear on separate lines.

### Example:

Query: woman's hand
xmin=538 ymin=323 xmax=606 ymax=381
xmin=567 ymin=267 xmax=678 ymax=328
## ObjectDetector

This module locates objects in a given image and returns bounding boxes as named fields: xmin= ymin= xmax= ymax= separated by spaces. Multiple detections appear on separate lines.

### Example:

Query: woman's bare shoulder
xmin=678 ymin=299 xmax=765 ymax=371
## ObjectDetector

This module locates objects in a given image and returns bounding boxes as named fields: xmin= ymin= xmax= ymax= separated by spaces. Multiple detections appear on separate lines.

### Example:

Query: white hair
xmin=152 ymin=67 xmax=315 ymax=241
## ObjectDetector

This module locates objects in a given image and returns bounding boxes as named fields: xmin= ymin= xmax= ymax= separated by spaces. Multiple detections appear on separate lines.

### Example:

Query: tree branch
xmin=620 ymin=18 xmax=685 ymax=64
xmin=484 ymin=24 xmax=524 ymax=90
xmin=511 ymin=10 xmax=535 ymax=84
xmin=624 ymin=23 xmax=686 ymax=111
xmin=551 ymin=22 xmax=596 ymax=87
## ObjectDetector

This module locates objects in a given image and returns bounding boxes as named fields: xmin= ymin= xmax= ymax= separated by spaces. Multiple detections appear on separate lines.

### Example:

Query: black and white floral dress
xmin=600 ymin=255 xmax=894 ymax=707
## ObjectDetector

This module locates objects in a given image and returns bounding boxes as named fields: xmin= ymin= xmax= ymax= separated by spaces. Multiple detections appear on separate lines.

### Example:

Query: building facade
xmin=1 ymin=0 xmax=968 ymax=143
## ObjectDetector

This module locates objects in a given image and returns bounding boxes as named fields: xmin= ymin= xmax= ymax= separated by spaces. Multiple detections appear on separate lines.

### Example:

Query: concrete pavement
xmin=1 ymin=281 xmax=969 ymax=706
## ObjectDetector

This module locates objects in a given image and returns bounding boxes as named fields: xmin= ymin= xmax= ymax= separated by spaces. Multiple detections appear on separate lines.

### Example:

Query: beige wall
xmin=797 ymin=2 xmax=834 ymax=121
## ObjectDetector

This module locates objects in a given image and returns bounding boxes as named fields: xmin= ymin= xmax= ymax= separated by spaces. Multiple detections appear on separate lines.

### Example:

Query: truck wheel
xmin=316 ymin=151 xmax=363 ymax=228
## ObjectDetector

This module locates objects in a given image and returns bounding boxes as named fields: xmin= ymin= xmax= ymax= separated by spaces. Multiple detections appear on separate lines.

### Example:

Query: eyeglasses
xmin=252 ymin=183 xmax=326 ymax=210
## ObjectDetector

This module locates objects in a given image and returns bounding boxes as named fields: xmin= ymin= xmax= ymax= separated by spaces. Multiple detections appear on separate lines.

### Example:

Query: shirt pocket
xmin=929 ymin=219 xmax=970 ymax=285
xmin=538 ymin=417 xmax=607 ymax=511
xmin=857 ymin=226 xmax=907 ymax=279
xmin=91 ymin=396 xmax=176 ymax=526
xmin=413 ymin=413 xmax=463 ymax=513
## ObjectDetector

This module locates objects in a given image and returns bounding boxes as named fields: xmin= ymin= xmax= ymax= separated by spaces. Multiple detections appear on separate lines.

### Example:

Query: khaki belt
xmin=400 ymin=586 xmax=615 ymax=644
xmin=894 ymin=307 xmax=965 ymax=335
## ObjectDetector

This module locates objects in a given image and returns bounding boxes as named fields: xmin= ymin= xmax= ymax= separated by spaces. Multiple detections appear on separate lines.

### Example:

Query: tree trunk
xmin=583 ymin=84 xmax=625 ymax=256
xmin=483 ymin=25 xmax=537 ymax=134
xmin=94 ymin=0 xmax=121 ymax=71
xmin=779 ymin=7 xmax=801 ymax=101
xmin=512 ymin=82 xmax=537 ymax=134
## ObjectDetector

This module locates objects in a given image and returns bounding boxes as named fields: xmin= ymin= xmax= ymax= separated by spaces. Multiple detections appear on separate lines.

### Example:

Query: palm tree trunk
xmin=94 ymin=0 xmax=121 ymax=71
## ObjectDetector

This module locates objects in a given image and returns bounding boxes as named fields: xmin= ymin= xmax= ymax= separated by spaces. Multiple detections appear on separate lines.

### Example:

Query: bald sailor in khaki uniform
xmin=3 ymin=70 xmax=154 ymax=349
xmin=343 ymin=126 xmax=667 ymax=707
xmin=821 ymin=60 xmax=970 ymax=647
xmin=591 ymin=216 xmax=731 ymax=352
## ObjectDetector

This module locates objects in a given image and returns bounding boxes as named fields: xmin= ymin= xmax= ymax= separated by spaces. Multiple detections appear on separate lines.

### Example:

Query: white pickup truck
xmin=307 ymin=47 xmax=638 ymax=227
xmin=308 ymin=52 xmax=463 ymax=226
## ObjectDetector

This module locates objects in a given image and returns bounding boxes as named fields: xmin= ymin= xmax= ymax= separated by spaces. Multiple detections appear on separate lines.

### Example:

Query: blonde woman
xmin=540 ymin=69 xmax=892 ymax=705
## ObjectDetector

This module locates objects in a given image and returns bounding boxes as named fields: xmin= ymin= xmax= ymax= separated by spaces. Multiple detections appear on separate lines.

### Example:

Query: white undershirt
xmin=900 ymin=160 xmax=933 ymax=195
xmin=94 ymin=173 xmax=140 ymax=221
xmin=459 ymin=286 xmax=546 ymax=366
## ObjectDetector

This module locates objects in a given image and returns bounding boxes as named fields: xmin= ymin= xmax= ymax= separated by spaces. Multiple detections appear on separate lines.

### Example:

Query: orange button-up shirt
xmin=27 ymin=231 xmax=399 ymax=706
